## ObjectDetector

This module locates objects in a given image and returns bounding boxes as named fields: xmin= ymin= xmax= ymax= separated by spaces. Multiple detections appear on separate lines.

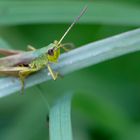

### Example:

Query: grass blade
xmin=0 ymin=28 xmax=140 ymax=97
xmin=0 ymin=1 xmax=140 ymax=26
xmin=49 ymin=93 xmax=73 ymax=140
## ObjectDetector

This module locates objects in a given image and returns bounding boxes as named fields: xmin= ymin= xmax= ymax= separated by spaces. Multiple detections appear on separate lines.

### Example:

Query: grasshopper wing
xmin=0 ymin=51 xmax=34 ymax=67
xmin=0 ymin=48 xmax=24 ymax=56
xmin=0 ymin=43 xmax=55 ymax=67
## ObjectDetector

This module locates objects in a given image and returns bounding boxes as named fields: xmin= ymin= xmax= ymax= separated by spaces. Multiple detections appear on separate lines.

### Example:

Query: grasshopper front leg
xmin=47 ymin=63 xmax=58 ymax=80
xmin=27 ymin=45 xmax=36 ymax=51
xmin=61 ymin=43 xmax=75 ymax=52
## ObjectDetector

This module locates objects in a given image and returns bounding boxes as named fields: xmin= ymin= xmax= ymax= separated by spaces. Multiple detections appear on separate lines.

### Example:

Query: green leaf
xmin=0 ymin=28 xmax=140 ymax=97
xmin=0 ymin=1 xmax=140 ymax=26
xmin=49 ymin=93 xmax=73 ymax=140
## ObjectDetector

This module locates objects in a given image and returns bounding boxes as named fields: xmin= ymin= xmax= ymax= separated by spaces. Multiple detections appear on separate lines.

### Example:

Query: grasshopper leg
xmin=61 ymin=43 xmax=75 ymax=52
xmin=19 ymin=71 xmax=26 ymax=93
xmin=27 ymin=45 xmax=36 ymax=51
xmin=19 ymin=68 xmax=37 ymax=94
xmin=47 ymin=63 xmax=58 ymax=80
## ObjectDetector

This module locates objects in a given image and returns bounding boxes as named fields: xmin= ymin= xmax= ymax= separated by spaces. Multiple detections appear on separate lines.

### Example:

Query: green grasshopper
xmin=0 ymin=6 xmax=87 ymax=92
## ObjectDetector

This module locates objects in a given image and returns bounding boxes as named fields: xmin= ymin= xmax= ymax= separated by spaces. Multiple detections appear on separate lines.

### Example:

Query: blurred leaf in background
xmin=0 ymin=0 xmax=140 ymax=140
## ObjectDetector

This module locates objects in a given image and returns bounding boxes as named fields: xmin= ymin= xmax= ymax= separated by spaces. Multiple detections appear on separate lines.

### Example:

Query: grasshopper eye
xmin=48 ymin=48 xmax=54 ymax=56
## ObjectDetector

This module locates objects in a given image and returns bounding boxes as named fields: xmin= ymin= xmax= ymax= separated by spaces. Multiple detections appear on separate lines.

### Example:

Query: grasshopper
xmin=0 ymin=6 xmax=87 ymax=92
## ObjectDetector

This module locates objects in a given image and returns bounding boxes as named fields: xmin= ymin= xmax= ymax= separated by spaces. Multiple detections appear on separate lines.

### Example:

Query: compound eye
xmin=48 ymin=49 xmax=54 ymax=56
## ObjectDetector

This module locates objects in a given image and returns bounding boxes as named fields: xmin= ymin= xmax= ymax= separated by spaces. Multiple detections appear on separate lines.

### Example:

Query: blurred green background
xmin=0 ymin=0 xmax=140 ymax=140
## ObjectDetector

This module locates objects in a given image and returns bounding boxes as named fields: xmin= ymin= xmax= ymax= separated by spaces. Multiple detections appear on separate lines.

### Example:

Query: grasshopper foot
xmin=51 ymin=71 xmax=59 ymax=80
xmin=52 ymin=71 xmax=63 ymax=80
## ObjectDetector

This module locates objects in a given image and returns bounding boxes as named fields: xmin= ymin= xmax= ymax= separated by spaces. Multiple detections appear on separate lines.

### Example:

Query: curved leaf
xmin=0 ymin=28 xmax=140 ymax=97
xmin=49 ymin=93 xmax=73 ymax=140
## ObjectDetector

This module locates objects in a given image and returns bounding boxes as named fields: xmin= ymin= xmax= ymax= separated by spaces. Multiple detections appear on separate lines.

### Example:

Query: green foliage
xmin=0 ymin=0 xmax=140 ymax=140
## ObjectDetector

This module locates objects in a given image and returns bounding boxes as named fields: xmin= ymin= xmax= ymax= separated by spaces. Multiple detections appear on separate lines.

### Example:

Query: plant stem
xmin=0 ymin=28 xmax=140 ymax=97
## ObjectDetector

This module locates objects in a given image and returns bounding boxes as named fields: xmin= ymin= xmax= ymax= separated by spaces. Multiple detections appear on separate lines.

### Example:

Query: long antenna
xmin=58 ymin=6 xmax=88 ymax=45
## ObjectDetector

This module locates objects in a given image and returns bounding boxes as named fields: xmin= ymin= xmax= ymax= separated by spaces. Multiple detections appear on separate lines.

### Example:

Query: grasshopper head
xmin=47 ymin=40 xmax=61 ymax=63
xmin=47 ymin=6 xmax=87 ymax=63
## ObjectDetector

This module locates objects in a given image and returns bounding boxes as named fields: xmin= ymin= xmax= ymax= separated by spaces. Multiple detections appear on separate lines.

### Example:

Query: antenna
xmin=58 ymin=6 xmax=88 ymax=45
